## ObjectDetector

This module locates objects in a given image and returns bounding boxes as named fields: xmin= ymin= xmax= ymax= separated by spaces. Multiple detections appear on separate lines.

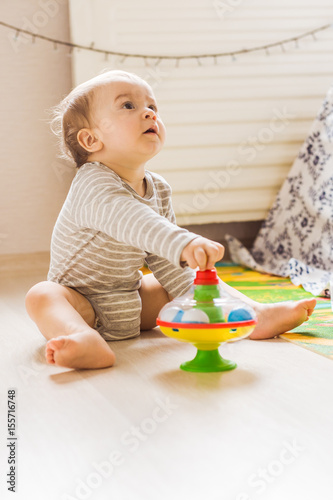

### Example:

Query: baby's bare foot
xmin=45 ymin=330 xmax=115 ymax=369
xmin=250 ymin=298 xmax=317 ymax=340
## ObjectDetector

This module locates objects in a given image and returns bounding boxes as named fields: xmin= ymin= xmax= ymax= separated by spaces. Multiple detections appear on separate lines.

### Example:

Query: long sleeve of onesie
xmin=70 ymin=163 xmax=198 ymax=269
xmin=145 ymin=193 xmax=195 ymax=297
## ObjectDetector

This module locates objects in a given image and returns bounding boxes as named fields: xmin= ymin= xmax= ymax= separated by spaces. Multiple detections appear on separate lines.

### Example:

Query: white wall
xmin=69 ymin=0 xmax=333 ymax=226
xmin=0 ymin=0 xmax=73 ymax=255
xmin=1 ymin=1 xmax=333 ymax=256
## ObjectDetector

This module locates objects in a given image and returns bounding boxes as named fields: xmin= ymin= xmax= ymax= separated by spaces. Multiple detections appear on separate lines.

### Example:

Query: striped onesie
xmin=48 ymin=161 xmax=197 ymax=340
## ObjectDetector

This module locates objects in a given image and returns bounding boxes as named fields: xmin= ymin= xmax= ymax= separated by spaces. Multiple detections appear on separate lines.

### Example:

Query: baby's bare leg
xmin=25 ymin=281 xmax=115 ymax=369
xmin=218 ymin=280 xmax=316 ymax=339
xmin=139 ymin=273 xmax=172 ymax=330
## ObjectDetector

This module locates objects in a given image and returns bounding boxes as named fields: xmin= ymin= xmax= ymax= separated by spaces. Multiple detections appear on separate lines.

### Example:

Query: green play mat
xmin=216 ymin=262 xmax=333 ymax=360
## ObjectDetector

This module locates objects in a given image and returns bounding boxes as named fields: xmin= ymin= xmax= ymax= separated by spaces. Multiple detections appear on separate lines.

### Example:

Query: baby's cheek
xmin=100 ymin=118 xmax=115 ymax=132
xmin=159 ymin=122 xmax=167 ymax=142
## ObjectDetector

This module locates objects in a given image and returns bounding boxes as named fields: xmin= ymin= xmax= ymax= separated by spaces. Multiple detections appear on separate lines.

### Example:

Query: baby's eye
xmin=149 ymin=104 xmax=158 ymax=113
xmin=122 ymin=101 xmax=135 ymax=110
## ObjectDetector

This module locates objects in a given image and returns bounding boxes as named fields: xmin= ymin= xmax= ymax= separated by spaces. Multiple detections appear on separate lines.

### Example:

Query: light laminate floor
xmin=1 ymin=266 xmax=333 ymax=500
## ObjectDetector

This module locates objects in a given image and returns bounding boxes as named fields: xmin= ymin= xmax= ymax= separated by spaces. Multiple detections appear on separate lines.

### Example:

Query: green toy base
xmin=180 ymin=348 xmax=237 ymax=373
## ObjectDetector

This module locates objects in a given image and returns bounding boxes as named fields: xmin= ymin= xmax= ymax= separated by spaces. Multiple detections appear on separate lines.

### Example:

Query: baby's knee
xmin=25 ymin=281 xmax=64 ymax=317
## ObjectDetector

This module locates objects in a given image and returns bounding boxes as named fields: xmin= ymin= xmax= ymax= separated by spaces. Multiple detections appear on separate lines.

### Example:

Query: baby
xmin=25 ymin=70 xmax=316 ymax=370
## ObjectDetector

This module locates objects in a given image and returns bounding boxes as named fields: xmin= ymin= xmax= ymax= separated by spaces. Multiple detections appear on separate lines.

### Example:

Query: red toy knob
xmin=194 ymin=268 xmax=219 ymax=285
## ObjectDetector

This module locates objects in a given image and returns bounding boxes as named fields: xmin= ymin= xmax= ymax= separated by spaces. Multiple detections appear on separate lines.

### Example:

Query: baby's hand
xmin=181 ymin=237 xmax=224 ymax=270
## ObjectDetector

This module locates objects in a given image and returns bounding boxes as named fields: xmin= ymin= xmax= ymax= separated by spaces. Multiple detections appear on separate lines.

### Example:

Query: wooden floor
xmin=1 ymin=263 xmax=333 ymax=500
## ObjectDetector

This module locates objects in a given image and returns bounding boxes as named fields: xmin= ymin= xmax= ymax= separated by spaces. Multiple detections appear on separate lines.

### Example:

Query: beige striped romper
xmin=47 ymin=162 xmax=197 ymax=340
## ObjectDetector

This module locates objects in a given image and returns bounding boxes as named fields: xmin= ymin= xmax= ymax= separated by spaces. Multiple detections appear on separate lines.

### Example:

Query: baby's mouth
xmin=144 ymin=127 xmax=158 ymax=134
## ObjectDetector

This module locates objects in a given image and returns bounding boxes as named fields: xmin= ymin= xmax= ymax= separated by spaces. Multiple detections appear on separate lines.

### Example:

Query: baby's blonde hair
xmin=51 ymin=70 xmax=148 ymax=168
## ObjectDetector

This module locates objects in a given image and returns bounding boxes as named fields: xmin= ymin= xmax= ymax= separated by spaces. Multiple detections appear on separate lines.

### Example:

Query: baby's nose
xmin=144 ymin=109 xmax=157 ymax=120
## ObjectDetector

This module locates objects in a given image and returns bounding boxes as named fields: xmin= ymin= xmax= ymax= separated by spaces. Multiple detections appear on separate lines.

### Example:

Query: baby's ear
xmin=77 ymin=128 xmax=102 ymax=152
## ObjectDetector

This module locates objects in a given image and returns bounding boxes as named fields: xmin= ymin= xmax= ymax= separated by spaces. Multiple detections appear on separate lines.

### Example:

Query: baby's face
xmin=91 ymin=78 xmax=166 ymax=166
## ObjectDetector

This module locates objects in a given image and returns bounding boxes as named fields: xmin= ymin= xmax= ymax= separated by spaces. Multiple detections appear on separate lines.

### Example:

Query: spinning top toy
xmin=157 ymin=268 xmax=257 ymax=372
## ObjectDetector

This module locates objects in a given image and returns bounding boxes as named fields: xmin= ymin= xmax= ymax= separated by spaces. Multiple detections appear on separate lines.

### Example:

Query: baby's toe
xmin=47 ymin=337 xmax=67 ymax=350
xmin=305 ymin=298 xmax=316 ymax=317
xmin=45 ymin=337 xmax=67 ymax=364
xmin=45 ymin=345 xmax=55 ymax=364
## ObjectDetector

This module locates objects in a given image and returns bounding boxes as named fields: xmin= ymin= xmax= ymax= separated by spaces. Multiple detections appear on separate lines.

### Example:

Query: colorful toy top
xmin=158 ymin=267 xmax=256 ymax=327
xmin=156 ymin=268 xmax=257 ymax=372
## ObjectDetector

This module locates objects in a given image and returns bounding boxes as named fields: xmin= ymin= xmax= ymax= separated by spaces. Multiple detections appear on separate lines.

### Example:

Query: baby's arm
xmin=145 ymin=190 xmax=224 ymax=297
xmin=161 ymin=180 xmax=224 ymax=271
xmin=145 ymin=252 xmax=196 ymax=298
xmin=71 ymin=169 xmax=198 ymax=268
xmin=181 ymin=237 xmax=224 ymax=270
xmin=145 ymin=236 xmax=224 ymax=301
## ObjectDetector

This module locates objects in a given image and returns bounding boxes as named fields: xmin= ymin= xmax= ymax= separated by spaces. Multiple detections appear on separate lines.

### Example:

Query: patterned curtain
xmin=226 ymin=85 xmax=333 ymax=296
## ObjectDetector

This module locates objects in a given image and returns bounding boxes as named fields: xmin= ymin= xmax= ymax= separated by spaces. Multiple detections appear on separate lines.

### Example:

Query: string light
xmin=1 ymin=20 xmax=332 ymax=66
